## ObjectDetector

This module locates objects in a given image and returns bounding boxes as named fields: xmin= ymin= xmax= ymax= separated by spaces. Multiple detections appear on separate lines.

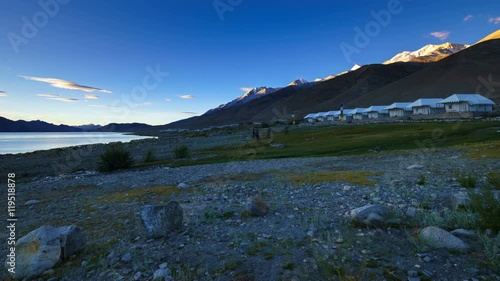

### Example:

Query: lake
xmin=0 ymin=132 xmax=155 ymax=155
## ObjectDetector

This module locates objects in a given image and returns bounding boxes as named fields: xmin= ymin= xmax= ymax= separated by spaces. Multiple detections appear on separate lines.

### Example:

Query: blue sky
xmin=1 ymin=0 xmax=499 ymax=125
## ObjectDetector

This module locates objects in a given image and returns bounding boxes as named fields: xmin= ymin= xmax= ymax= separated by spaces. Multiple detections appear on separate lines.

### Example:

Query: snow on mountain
xmin=205 ymin=86 xmax=282 ymax=114
xmin=351 ymin=64 xmax=362 ymax=71
xmin=206 ymin=78 xmax=319 ymax=114
xmin=288 ymin=78 xmax=309 ymax=86
xmin=314 ymin=64 xmax=363 ymax=83
xmin=383 ymin=42 xmax=470 ymax=64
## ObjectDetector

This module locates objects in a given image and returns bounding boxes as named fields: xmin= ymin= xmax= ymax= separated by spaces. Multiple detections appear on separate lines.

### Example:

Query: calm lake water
xmin=0 ymin=132 xmax=154 ymax=155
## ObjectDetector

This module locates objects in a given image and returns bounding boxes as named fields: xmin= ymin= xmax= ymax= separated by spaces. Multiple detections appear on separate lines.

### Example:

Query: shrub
xmin=417 ymin=174 xmax=426 ymax=186
xmin=486 ymin=171 xmax=500 ymax=190
xmin=174 ymin=145 xmax=190 ymax=159
xmin=457 ymin=173 xmax=477 ymax=188
xmin=143 ymin=150 xmax=157 ymax=163
xmin=468 ymin=187 xmax=500 ymax=231
xmin=98 ymin=144 xmax=134 ymax=172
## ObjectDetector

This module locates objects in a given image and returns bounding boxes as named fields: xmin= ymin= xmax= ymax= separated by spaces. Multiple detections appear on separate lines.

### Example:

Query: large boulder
xmin=350 ymin=205 xmax=390 ymax=227
xmin=5 ymin=226 xmax=62 ymax=280
xmin=419 ymin=226 xmax=470 ymax=252
xmin=4 ymin=225 xmax=87 ymax=280
xmin=58 ymin=225 xmax=87 ymax=259
xmin=141 ymin=201 xmax=184 ymax=239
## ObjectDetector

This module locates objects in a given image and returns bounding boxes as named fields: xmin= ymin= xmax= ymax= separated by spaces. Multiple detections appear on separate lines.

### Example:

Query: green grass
xmin=456 ymin=173 xmax=478 ymax=188
xmin=486 ymin=171 xmax=500 ymax=189
xmin=277 ymin=170 xmax=382 ymax=186
xmin=189 ymin=122 xmax=500 ymax=166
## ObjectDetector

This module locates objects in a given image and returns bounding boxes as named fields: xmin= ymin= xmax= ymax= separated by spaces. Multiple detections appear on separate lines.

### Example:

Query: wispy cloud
xmin=48 ymin=97 xmax=79 ymax=102
xmin=463 ymin=15 xmax=473 ymax=22
xmin=489 ymin=17 xmax=500 ymax=24
xmin=37 ymin=93 xmax=59 ymax=98
xmin=20 ymin=75 xmax=112 ymax=93
xmin=430 ymin=31 xmax=450 ymax=40
xmin=165 ymin=98 xmax=171 ymax=102
xmin=0 ymin=91 xmax=7 ymax=97
xmin=84 ymin=94 xmax=99 ymax=99
xmin=88 ymin=104 xmax=119 ymax=108
xmin=180 ymin=95 xmax=195 ymax=99
xmin=240 ymin=87 xmax=253 ymax=92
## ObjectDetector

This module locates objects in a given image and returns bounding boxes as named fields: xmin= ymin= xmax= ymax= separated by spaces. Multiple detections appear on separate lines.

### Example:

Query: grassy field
xmin=130 ymin=121 xmax=499 ymax=169
xmin=190 ymin=121 xmax=500 ymax=164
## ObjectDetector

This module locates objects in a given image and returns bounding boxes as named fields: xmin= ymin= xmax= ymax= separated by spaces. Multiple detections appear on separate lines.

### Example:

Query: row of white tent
xmin=304 ymin=94 xmax=496 ymax=123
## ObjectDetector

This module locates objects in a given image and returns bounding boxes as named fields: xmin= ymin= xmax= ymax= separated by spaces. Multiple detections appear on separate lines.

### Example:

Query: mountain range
xmin=165 ymin=29 xmax=500 ymax=129
xmin=0 ymin=117 xmax=157 ymax=133
xmin=2 ymin=29 xmax=499 ymax=132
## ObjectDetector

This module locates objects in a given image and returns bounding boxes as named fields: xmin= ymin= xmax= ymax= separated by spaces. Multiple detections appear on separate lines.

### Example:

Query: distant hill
xmin=90 ymin=123 xmax=156 ymax=132
xmin=73 ymin=124 xmax=103 ymax=131
xmin=0 ymin=117 xmax=157 ymax=133
xmin=0 ymin=117 xmax=83 ymax=132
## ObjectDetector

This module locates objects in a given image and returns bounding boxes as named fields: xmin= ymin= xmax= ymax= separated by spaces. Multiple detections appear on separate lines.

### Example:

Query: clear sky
xmin=1 ymin=0 xmax=499 ymax=125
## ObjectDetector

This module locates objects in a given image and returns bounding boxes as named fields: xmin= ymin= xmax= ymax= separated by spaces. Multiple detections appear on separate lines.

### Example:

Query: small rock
xmin=133 ymin=271 xmax=142 ymax=280
xmin=419 ymin=226 xmax=469 ymax=252
xmin=121 ymin=252 xmax=133 ymax=263
xmin=350 ymin=205 xmax=390 ymax=227
xmin=177 ymin=183 xmax=189 ymax=189
xmin=407 ymin=164 xmax=424 ymax=170
xmin=153 ymin=268 xmax=171 ymax=281
xmin=406 ymin=207 xmax=417 ymax=217
xmin=450 ymin=229 xmax=476 ymax=238
xmin=451 ymin=192 xmax=470 ymax=210
xmin=42 ymin=269 xmax=55 ymax=276
xmin=140 ymin=201 xmax=184 ymax=239
xmin=246 ymin=198 xmax=268 ymax=217
xmin=408 ymin=270 xmax=418 ymax=277
xmin=159 ymin=262 xmax=169 ymax=269
xmin=24 ymin=199 xmax=41 ymax=205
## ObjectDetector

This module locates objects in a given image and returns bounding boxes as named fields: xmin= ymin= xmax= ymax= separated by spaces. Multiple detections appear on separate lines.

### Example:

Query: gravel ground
xmin=1 ymin=140 xmax=499 ymax=281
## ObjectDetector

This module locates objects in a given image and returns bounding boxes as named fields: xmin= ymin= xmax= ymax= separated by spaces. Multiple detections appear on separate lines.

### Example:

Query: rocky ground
xmin=1 ymin=131 xmax=499 ymax=281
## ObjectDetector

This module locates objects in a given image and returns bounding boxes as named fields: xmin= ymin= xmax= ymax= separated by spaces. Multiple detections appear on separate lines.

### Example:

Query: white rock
xmin=24 ymin=199 xmax=41 ymax=205
xmin=450 ymin=229 xmax=476 ymax=238
xmin=419 ymin=226 xmax=469 ymax=252
xmin=406 ymin=164 xmax=424 ymax=170
xmin=177 ymin=183 xmax=189 ymax=189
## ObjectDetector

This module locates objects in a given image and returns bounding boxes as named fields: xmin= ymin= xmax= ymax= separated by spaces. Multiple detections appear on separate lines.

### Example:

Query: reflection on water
xmin=0 ymin=132 xmax=154 ymax=154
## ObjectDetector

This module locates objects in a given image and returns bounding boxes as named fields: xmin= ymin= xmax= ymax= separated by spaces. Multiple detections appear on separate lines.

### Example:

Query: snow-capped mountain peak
xmin=383 ymin=42 xmax=470 ymax=64
xmin=288 ymin=78 xmax=309 ymax=86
